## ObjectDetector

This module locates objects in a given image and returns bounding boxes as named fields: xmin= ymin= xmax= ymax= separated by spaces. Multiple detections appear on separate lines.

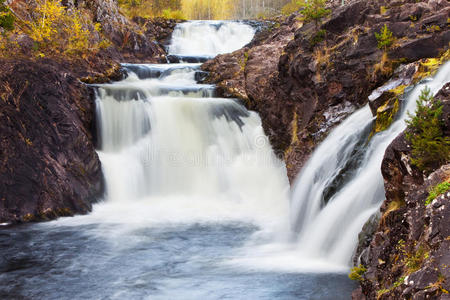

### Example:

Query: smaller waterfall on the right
xmin=291 ymin=62 xmax=450 ymax=266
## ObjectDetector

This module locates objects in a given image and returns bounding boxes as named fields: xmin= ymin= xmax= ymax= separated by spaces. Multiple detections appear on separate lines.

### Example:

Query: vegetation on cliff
xmin=406 ymin=87 xmax=450 ymax=173
xmin=0 ymin=0 xmax=108 ymax=58
xmin=0 ymin=0 xmax=177 ymax=223
xmin=0 ymin=0 xmax=14 ymax=31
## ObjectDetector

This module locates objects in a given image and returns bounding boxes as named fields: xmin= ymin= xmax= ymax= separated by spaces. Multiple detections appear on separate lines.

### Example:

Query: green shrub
xmin=0 ymin=0 xmax=15 ymax=31
xmin=426 ymin=181 xmax=450 ymax=205
xmin=310 ymin=29 xmax=326 ymax=46
xmin=301 ymin=0 xmax=330 ymax=30
xmin=349 ymin=264 xmax=367 ymax=281
xmin=406 ymin=87 xmax=450 ymax=173
xmin=375 ymin=24 xmax=395 ymax=51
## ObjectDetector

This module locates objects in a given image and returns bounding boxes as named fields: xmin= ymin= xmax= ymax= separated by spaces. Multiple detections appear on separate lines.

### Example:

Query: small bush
xmin=24 ymin=0 xmax=107 ymax=56
xmin=301 ymin=0 xmax=330 ymax=30
xmin=405 ymin=245 xmax=429 ymax=273
xmin=349 ymin=264 xmax=367 ymax=281
xmin=375 ymin=24 xmax=395 ymax=51
xmin=406 ymin=87 xmax=450 ymax=173
xmin=426 ymin=181 xmax=450 ymax=205
xmin=0 ymin=0 xmax=15 ymax=31
xmin=310 ymin=29 xmax=326 ymax=46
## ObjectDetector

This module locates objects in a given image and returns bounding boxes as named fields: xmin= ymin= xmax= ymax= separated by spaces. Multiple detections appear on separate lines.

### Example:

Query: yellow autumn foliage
xmin=118 ymin=0 xmax=293 ymax=20
xmin=182 ymin=0 xmax=234 ymax=20
xmin=25 ymin=0 xmax=107 ymax=56
xmin=28 ymin=0 xmax=66 ymax=43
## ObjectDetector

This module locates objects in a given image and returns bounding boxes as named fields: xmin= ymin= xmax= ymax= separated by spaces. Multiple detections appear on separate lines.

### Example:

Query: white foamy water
xmin=169 ymin=21 xmax=255 ymax=56
xmin=86 ymin=21 xmax=290 ymax=231
xmin=0 ymin=21 xmax=359 ymax=300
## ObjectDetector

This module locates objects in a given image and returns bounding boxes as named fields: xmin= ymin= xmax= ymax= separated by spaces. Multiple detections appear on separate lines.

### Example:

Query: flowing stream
xmin=9 ymin=20 xmax=450 ymax=299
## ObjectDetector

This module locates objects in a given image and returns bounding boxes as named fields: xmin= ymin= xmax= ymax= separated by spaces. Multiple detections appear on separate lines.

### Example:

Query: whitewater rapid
xmin=290 ymin=61 xmax=450 ymax=265
xmin=92 ymin=21 xmax=289 ymax=230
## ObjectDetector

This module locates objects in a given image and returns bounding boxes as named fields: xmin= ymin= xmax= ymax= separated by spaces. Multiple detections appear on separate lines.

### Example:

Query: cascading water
xmin=168 ymin=21 xmax=255 ymax=57
xmin=290 ymin=62 xmax=450 ymax=266
xmin=94 ymin=21 xmax=289 ymax=225
xmin=7 ymin=20 xmax=440 ymax=299
xmin=0 ymin=21 xmax=357 ymax=300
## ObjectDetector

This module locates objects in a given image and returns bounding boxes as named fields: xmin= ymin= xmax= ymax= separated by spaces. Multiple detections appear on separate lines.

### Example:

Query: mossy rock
xmin=375 ymin=96 xmax=399 ymax=133
xmin=413 ymin=49 xmax=450 ymax=83
xmin=370 ymin=91 xmax=400 ymax=137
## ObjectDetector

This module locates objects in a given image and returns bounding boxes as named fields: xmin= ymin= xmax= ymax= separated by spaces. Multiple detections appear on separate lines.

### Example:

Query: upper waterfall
xmin=93 ymin=21 xmax=290 ymax=227
xmin=168 ymin=21 xmax=255 ymax=57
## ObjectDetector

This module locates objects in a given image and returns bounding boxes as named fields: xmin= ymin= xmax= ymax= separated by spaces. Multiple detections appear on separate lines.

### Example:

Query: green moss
xmin=349 ymin=264 xmax=367 ymax=281
xmin=239 ymin=51 xmax=249 ymax=71
xmin=393 ymin=276 xmax=406 ymax=288
xmin=426 ymin=25 xmax=441 ymax=32
xmin=390 ymin=85 xmax=407 ymax=96
xmin=310 ymin=29 xmax=326 ymax=47
xmin=22 ymin=213 xmax=35 ymax=222
xmin=426 ymin=181 xmax=450 ymax=205
xmin=405 ymin=244 xmax=429 ymax=273
xmin=377 ymin=288 xmax=390 ymax=299
xmin=374 ymin=97 xmax=399 ymax=133
xmin=0 ymin=0 xmax=15 ymax=31
xmin=413 ymin=49 xmax=450 ymax=83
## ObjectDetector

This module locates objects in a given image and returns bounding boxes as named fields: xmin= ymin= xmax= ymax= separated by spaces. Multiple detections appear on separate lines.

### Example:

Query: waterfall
xmin=168 ymin=21 xmax=255 ymax=57
xmin=291 ymin=62 xmax=450 ymax=266
xmin=94 ymin=21 xmax=289 ymax=227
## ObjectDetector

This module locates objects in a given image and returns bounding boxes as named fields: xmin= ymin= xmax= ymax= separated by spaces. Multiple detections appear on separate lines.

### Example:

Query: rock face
xmin=355 ymin=83 xmax=450 ymax=299
xmin=203 ymin=0 xmax=449 ymax=180
xmin=79 ymin=0 xmax=168 ymax=62
xmin=0 ymin=1 xmax=180 ymax=223
xmin=0 ymin=59 xmax=104 ymax=223
xmin=10 ymin=0 xmax=176 ymax=63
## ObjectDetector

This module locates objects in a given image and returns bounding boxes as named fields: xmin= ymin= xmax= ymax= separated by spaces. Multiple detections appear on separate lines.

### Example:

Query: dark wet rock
xmin=167 ymin=55 xmax=212 ymax=63
xmin=353 ymin=211 xmax=381 ymax=266
xmin=132 ymin=17 xmax=181 ymax=48
xmin=0 ymin=59 xmax=104 ymax=223
xmin=355 ymin=83 xmax=450 ymax=299
xmin=368 ymin=63 xmax=418 ymax=116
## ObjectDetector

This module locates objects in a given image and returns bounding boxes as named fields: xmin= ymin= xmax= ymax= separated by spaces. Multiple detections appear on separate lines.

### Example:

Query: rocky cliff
xmin=203 ymin=0 xmax=449 ymax=180
xmin=0 ymin=59 xmax=106 ymax=223
xmin=352 ymin=83 xmax=450 ymax=299
xmin=0 ymin=0 xmax=178 ymax=223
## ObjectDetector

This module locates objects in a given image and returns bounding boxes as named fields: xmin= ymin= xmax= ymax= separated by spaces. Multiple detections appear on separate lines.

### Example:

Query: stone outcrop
xmin=353 ymin=83 xmax=450 ymax=299
xmin=0 ymin=1 xmax=180 ymax=223
xmin=9 ymin=0 xmax=176 ymax=63
xmin=81 ymin=0 xmax=168 ymax=63
xmin=203 ymin=0 xmax=449 ymax=180
xmin=0 ymin=59 xmax=104 ymax=223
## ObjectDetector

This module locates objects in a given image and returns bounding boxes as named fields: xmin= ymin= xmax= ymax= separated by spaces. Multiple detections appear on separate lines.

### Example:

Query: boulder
xmin=0 ymin=59 xmax=105 ymax=223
